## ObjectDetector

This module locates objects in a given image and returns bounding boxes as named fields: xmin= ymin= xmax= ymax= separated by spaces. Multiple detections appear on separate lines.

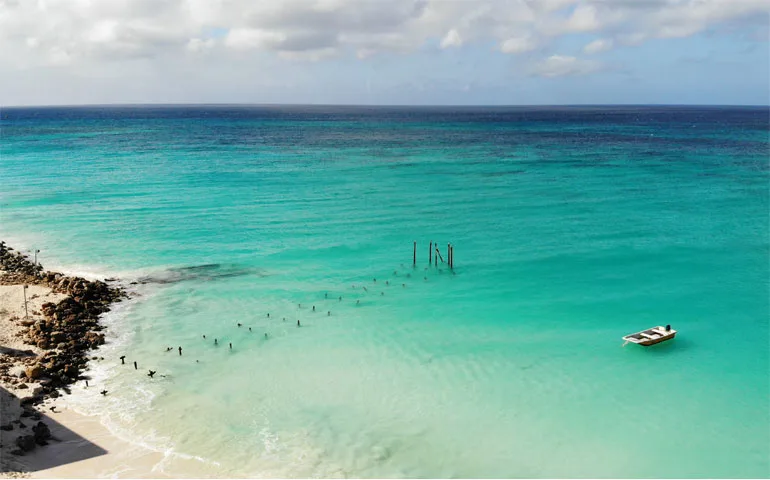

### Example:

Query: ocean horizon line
xmin=2 ymin=102 xmax=769 ymax=110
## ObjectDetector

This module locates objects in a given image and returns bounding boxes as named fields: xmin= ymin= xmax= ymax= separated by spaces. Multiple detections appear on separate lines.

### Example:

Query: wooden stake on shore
xmin=429 ymin=241 xmax=432 ymax=264
xmin=22 ymin=285 xmax=29 ymax=320
xmin=413 ymin=241 xmax=416 ymax=266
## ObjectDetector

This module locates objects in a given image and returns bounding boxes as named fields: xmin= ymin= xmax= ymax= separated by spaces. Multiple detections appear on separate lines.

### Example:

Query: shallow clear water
xmin=1 ymin=106 xmax=768 ymax=477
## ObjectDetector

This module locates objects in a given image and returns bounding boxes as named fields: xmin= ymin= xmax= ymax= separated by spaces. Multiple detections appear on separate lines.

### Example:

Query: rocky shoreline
xmin=0 ymin=241 xmax=127 ymax=460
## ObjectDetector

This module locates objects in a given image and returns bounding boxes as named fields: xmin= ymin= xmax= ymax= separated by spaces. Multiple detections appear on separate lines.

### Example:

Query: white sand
xmin=0 ymin=284 xmax=66 ymax=401
xmin=0 ymin=284 xmax=66 ymax=351
xmin=12 ymin=407 xmax=170 ymax=479
xmin=1 ymin=389 xmax=173 ymax=478
xmin=0 ymin=284 xmax=186 ymax=478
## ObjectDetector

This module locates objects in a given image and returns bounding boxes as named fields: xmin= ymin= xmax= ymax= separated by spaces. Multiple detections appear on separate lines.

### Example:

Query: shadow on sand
xmin=0 ymin=385 xmax=108 ymax=474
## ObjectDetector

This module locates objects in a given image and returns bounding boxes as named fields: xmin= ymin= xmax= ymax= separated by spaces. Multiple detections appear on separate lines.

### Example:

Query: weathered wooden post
xmin=434 ymin=245 xmax=438 ymax=266
xmin=23 ymin=285 xmax=29 ymax=320
xmin=413 ymin=241 xmax=416 ymax=266
xmin=448 ymin=244 xmax=453 ymax=269
xmin=429 ymin=241 xmax=432 ymax=264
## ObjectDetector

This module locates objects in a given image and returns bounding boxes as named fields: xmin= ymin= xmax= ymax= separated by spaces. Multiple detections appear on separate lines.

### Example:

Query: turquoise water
xmin=1 ymin=106 xmax=768 ymax=478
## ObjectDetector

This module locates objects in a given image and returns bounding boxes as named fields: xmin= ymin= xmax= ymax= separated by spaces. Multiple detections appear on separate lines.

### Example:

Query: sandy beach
xmin=1 ymin=395 xmax=169 ymax=479
xmin=0 ymin=245 xmax=172 ymax=478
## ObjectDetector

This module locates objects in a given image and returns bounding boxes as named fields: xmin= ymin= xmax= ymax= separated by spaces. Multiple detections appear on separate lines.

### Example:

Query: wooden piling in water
xmin=448 ymin=244 xmax=452 ymax=269
xmin=429 ymin=241 xmax=432 ymax=264
xmin=436 ymin=248 xmax=444 ymax=263
xmin=413 ymin=241 xmax=416 ymax=266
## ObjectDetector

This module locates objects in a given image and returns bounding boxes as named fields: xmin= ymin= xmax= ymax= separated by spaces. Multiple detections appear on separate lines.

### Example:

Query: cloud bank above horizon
xmin=1 ymin=0 xmax=768 ymax=106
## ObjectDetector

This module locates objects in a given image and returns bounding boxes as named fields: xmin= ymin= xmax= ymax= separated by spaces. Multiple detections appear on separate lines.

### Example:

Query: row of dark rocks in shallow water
xmin=0 ymin=240 xmax=127 ymax=457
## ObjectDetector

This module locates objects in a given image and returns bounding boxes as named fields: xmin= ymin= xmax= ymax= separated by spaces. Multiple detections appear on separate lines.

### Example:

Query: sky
xmin=1 ymin=0 xmax=769 ymax=106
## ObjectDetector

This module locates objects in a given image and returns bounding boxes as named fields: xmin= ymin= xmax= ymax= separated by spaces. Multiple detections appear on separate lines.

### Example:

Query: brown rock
xmin=25 ymin=365 xmax=43 ymax=380
xmin=63 ymin=364 xmax=78 ymax=377
xmin=50 ymin=331 xmax=66 ymax=343
xmin=83 ymin=332 xmax=105 ymax=348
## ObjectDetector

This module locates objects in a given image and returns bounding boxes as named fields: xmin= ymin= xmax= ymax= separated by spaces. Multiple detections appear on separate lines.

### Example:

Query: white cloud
xmin=278 ymin=47 xmax=339 ymax=61
xmin=356 ymin=48 xmax=377 ymax=59
xmin=0 ymin=0 xmax=766 ymax=81
xmin=500 ymin=35 xmax=537 ymax=54
xmin=440 ymin=29 xmax=463 ymax=48
xmin=644 ymin=0 xmax=770 ymax=39
xmin=564 ymin=4 xmax=601 ymax=33
xmin=187 ymin=38 xmax=216 ymax=53
xmin=531 ymin=54 xmax=602 ymax=77
xmin=583 ymin=38 xmax=613 ymax=54
xmin=87 ymin=21 xmax=120 ymax=44
xmin=529 ymin=0 xmax=579 ymax=13
xmin=225 ymin=29 xmax=287 ymax=50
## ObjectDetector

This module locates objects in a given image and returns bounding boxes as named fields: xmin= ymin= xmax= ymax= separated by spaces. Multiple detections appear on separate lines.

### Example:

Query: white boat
xmin=622 ymin=325 xmax=676 ymax=346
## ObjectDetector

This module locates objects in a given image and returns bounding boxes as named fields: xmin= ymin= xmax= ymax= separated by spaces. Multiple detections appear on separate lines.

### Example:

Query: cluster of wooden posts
xmin=412 ymin=241 xmax=454 ymax=269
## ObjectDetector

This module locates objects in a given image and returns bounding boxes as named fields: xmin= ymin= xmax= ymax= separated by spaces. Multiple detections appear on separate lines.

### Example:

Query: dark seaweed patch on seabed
xmin=384 ymin=162 xmax=420 ymax=169
xmin=138 ymin=264 xmax=268 ymax=284
xmin=479 ymin=170 xmax=526 ymax=177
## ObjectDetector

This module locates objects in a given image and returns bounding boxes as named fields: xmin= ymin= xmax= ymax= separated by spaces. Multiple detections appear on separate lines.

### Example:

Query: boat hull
xmin=638 ymin=332 xmax=676 ymax=346
xmin=622 ymin=326 xmax=677 ymax=346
